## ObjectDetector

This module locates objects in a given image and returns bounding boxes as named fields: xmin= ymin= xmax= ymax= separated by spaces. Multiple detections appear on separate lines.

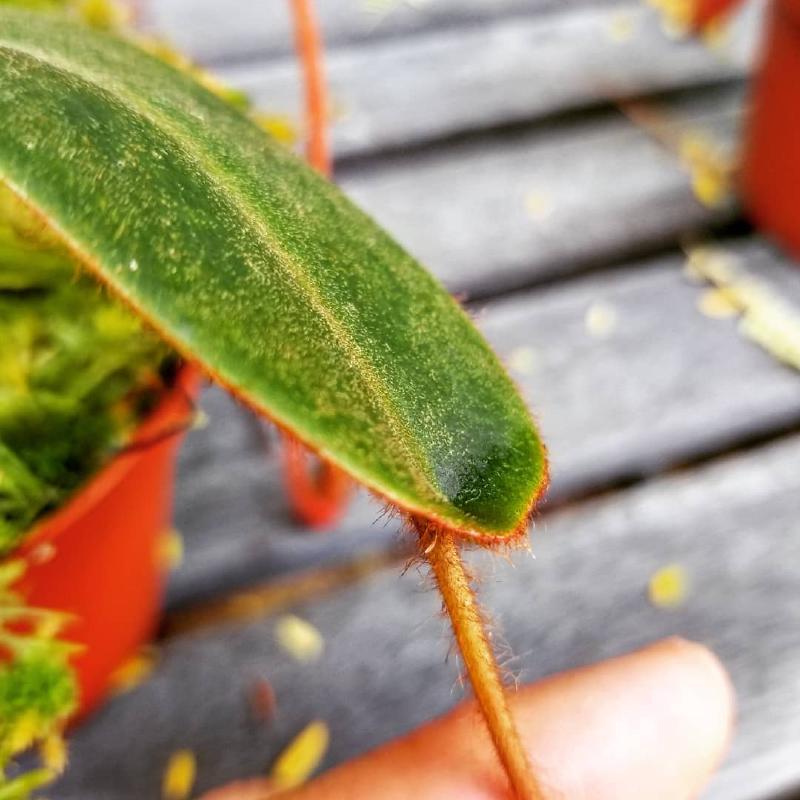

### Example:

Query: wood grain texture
xmin=52 ymin=434 xmax=800 ymax=800
xmin=213 ymin=3 xmax=758 ymax=159
xmin=166 ymin=236 xmax=800 ymax=607
xmin=144 ymin=0 xmax=621 ymax=65
xmin=337 ymin=83 xmax=745 ymax=296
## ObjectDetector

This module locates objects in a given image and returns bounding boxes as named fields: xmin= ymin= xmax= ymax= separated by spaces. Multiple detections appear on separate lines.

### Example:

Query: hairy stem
xmin=417 ymin=520 xmax=544 ymax=800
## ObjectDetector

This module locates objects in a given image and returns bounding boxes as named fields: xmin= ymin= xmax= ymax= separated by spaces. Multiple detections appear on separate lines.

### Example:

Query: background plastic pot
xmin=740 ymin=0 xmax=800 ymax=256
xmin=13 ymin=363 xmax=200 ymax=719
xmin=693 ymin=0 xmax=800 ymax=257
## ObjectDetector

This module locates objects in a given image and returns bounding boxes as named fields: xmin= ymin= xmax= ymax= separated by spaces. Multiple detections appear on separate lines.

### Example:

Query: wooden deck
xmin=53 ymin=2 xmax=800 ymax=798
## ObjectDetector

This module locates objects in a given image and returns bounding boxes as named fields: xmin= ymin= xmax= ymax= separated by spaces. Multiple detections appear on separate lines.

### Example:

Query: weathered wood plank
xmin=155 ymin=5 xmax=753 ymax=293
xmin=54 ymin=434 xmax=800 ymax=800
xmin=212 ymin=4 xmax=758 ymax=159
xmin=144 ymin=0 xmax=619 ymax=65
xmin=166 ymin=236 xmax=800 ymax=607
xmin=337 ymin=82 xmax=745 ymax=296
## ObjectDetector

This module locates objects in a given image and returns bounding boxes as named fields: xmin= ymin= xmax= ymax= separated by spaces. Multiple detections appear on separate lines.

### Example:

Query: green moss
xmin=0 ymin=647 xmax=76 ymax=748
xmin=0 ymin=184 xmax=173 ymax=554
xmin=0 ymin=562 xmax=76 ymax=796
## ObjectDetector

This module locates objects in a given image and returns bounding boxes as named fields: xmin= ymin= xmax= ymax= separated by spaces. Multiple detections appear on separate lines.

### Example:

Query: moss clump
xmin=0 ymin=561 xmax=76 ymax=798
xmin=0 ymin=184 xmax=174 ymax=554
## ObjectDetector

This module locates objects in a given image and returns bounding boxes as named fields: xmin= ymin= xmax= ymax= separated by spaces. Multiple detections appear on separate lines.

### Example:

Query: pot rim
xmin=16 ymin=362 xmax=201 ymax=558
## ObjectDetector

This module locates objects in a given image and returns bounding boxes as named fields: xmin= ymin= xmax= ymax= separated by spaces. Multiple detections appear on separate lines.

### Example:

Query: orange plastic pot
xmin=740 ymin=0 xmax=800 ymax=255
xmin=693 ymin=0 xmax=800 ymax=256
xmin=13 ymin=363 xmax=199 ymax=719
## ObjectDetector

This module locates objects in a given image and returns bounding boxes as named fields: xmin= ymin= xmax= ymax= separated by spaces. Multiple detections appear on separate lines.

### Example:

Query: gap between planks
xmin=161 ymin=546 xmax=409 ymax=639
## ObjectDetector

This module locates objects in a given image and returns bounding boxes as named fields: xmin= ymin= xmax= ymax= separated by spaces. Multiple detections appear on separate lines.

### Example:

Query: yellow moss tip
xmin=40 ymin=733 xmax=68 ymax=774
xmin=9 ymin=711 xmax=41 ymax=754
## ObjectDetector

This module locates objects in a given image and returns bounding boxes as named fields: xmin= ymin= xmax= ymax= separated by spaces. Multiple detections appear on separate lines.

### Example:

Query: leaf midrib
xmin=0 ymin=33 xmax=450 ymax=512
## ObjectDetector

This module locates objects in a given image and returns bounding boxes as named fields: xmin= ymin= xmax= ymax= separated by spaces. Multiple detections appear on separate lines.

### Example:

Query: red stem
xmin=289 ymin=0 xmax=331 ymax=176
xmin=282 ymin=0 xmax=350 ymax=528
xmin=282 ymin=439 xmax=352 ymax=528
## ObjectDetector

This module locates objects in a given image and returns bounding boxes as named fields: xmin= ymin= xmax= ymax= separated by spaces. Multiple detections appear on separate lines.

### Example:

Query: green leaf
xmin=0 ymin=8 xmax=546 ymax=538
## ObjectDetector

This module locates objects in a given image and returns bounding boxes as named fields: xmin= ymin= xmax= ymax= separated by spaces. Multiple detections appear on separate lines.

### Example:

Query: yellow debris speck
xmin=653 ymin=0 xmax=692 ymax=38
xmin=162 ymin=749 xmax=196 ymax=800
xmin=697 ymin=288 xmax=740 ymax=319
xmin=683 ymin=244 xmax=737 ymax=284
xmin=691 ymin=165 xmax=729 ymax=208
xmin=607 ymin=11 xmax=636 ymax=42
xmin=270 ymin=721 xmax=330 ymax=790
xmin=157 ymin=529 xmax=184 ymax=571
xmin=524 ymin=191 xmax=553 ymax=221
xmin=108 ymin=649 xmax=156 ymax=695
xmin=192 ymin=409 xmax=210 ymax=430
xmin=275 ymin=615 xmax=324 ymax=663
xmin=684 ymin=243 xmax=800 ymax=372
xmin=507 ymin=347 xmax=537 ymax=376
xmin=679 ymin=132 xmax=713 ymax=166
xmin=648 ymin=564 xmax=688 ymax=608
xmin=584 ymin=302 xmax=618 ymax=339
xmin=701 ymin=19 xmax=731 ymax=52
xmin=679 ymin=133 xmax=732 ymax=208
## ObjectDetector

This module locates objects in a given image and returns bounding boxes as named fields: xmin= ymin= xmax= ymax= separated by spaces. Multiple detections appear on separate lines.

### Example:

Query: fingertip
xmin=206 ymin=638 xmax=736 ymax=800
xmin=654 ymin=636 xmax=736 ymax=724
xmin=518 ymin=637 xmax=736 ymax=800
xmin=640 ymin=637 xmax=736 ymax=778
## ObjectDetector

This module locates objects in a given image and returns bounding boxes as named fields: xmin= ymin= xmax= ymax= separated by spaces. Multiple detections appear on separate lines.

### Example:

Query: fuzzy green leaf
xmin=0 ymin=8 xmax=546 ymax=538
